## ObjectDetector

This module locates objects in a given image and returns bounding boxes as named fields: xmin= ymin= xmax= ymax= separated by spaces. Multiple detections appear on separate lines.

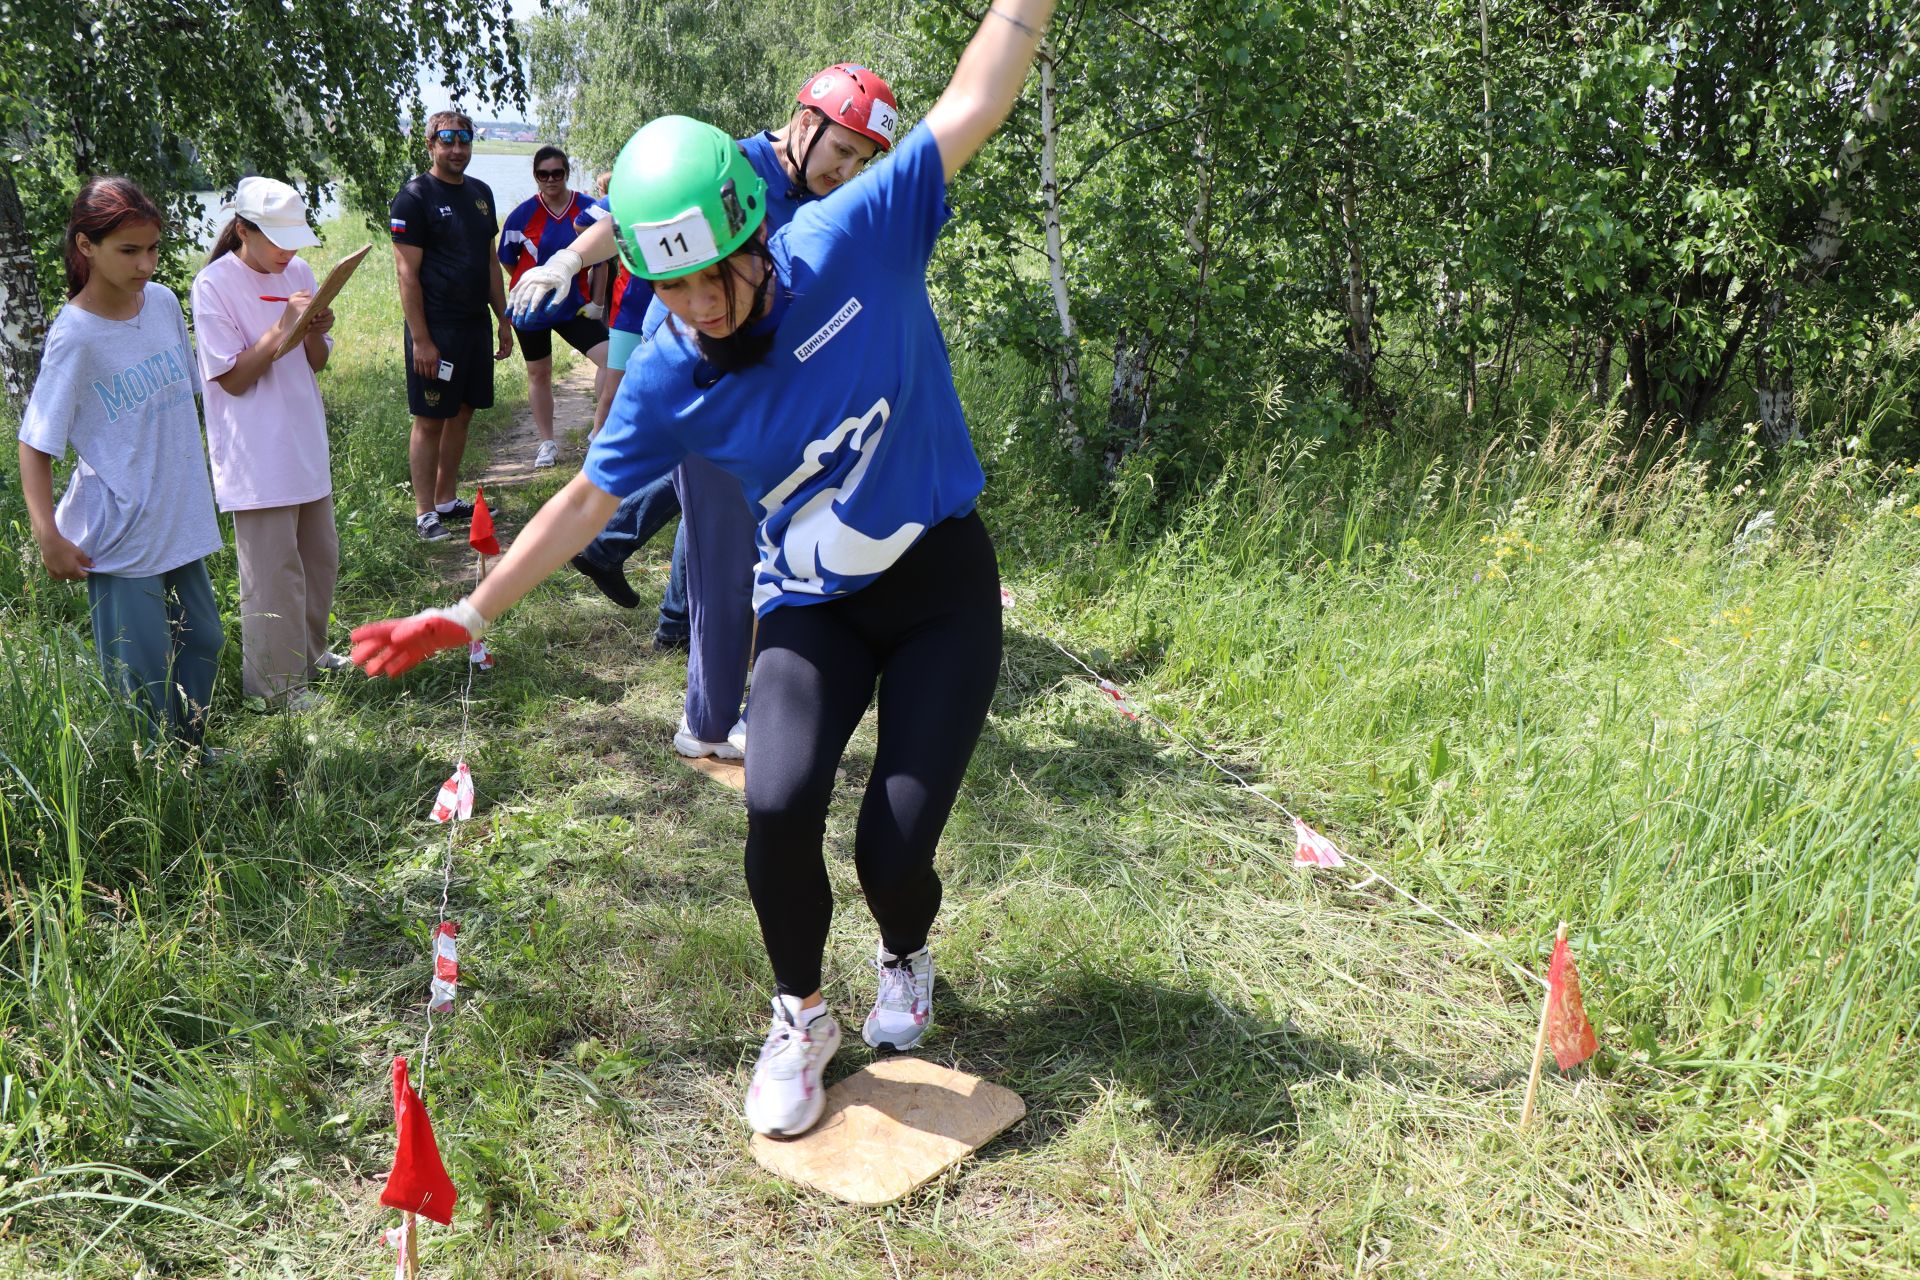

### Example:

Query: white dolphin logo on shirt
xmin=757 ymin=397 xmax=924 ymax=604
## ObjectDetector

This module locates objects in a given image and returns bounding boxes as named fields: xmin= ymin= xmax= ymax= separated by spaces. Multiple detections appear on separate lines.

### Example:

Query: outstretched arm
xmin=352 ymin=472 xmax=621 ymax=676
xmin=923 ymin=0 xmax=1059 ymax=180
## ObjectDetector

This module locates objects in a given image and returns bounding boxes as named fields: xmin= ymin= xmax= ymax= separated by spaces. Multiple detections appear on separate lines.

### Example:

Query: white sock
xmin=435 ymin=500 xmax=457 ymax=514
xmin=774 ymin=994 xmax=828 ymax=1025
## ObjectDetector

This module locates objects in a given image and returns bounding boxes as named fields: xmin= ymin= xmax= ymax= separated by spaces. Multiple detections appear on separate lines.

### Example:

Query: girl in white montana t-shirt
xmin=16 ymin=178 xmax=225 ymax=750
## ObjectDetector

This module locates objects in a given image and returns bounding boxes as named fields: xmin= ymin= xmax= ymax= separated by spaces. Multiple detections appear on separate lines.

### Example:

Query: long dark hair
xmin=687 ymin=235 xmax=779 ymax=385
xmin=206 ymin=214 xmax=260 ymax=266
xmin=63 ymin=177 xmax=163 ymax=298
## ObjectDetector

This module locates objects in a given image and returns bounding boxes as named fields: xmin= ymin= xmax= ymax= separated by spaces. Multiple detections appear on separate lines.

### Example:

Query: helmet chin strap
xmin=782 ymin=109 xmax=829 ymax=199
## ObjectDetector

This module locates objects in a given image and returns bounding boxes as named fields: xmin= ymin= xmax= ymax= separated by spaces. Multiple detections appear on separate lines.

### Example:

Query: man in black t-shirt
xmin=390 ymin=110 xmax=514 ymax=542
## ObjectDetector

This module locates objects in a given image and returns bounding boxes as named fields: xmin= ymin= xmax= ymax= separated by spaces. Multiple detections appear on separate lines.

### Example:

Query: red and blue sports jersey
xmin=578 ymin=200 xmax=654 ymax=335
xmin=499 ymin=191 xmax=592 ymax=327
xmin=585 ymin=125 xmax=984 ymax=616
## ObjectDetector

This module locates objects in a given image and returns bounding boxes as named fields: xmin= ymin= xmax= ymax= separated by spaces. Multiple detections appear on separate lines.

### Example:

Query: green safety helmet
xmin=608 ymin=116 xmax=768 ymax=281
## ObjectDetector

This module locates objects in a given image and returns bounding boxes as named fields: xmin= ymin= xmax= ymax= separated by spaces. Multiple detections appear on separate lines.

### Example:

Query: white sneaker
xmin=863 ymin=943 xmax=933 ymax=1052
xmin=534 ymin=439 xmax=559 ymax=468
xmin=674 ymin=715 xmax=746 ymax=761
xmin=745 ymin=996 xmax=840 ymax=1137
xmin=312 ymin=651 xmax=353 ymax=674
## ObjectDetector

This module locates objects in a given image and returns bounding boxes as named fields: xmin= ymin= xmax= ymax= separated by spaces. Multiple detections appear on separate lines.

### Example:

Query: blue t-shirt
xmin=585 ymin=124 xmax=981 ymax=615
xmin=499 ymin=191 xmax=592 ymax=326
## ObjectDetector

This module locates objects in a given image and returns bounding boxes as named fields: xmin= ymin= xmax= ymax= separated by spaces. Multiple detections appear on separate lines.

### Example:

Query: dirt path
xmin=475 ymin=360 xmax=599 ymax=490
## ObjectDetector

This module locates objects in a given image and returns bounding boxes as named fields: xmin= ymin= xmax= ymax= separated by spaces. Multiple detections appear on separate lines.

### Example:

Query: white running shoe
xmin=863 ymin=943 xmax=933 ymax=1052
xmin=745 ymin=995 xmax=840 ymax=1137
xmin=534 ymin=439 xmax=559 ymax=468
xmin=674 ymin=715 xmax=746 ymax=761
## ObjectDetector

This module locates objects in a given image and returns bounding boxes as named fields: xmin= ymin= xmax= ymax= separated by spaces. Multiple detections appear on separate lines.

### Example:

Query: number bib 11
xmin=632 ymin=209 xmax=720 ymax=275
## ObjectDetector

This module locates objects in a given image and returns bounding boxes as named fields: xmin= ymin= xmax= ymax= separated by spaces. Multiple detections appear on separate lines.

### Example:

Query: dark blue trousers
xmin=675 ymin=454 xmax=757 ymax=741
xmin=579 ymin=472 xmax=689 ymax=637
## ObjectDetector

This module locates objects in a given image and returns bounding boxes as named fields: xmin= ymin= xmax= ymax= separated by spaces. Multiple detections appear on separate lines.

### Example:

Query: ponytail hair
xmin=207 ymin=215 xmax=259 ymax=266
xmin=64 ymin=177 xmax=163 ymax=298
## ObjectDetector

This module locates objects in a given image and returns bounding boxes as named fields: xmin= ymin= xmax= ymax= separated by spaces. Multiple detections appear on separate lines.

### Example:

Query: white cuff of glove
xmin=428 ymin=598 xmax=490 ymax=640
xmin=546 ymin=248 xmax=583 ymax=279
xmin=578 ymin=301 xmax=604 ymax=321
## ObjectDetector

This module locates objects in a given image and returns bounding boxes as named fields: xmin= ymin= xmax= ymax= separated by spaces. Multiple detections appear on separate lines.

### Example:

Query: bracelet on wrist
xmin=987 ymin=6 xmax=1042 ymax=37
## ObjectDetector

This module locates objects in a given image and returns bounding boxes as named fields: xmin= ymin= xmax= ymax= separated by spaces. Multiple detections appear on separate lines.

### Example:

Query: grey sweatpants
xmin=86 ymin=559 xmax=225 ymax=746
xmin=233 ymin=495 xmax=339 ymax=700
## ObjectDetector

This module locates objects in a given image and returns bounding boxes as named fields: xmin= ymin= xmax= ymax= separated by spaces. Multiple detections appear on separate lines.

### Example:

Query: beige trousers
xmin=233 ymin=495 xmax=339 ymax=700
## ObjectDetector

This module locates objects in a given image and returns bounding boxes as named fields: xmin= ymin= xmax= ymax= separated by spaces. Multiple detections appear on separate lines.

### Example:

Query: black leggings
xmin=743 ymin=511 xmax=1003 ymax=996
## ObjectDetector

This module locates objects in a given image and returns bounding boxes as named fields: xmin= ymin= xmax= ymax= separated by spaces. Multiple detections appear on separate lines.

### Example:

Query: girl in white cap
xmin=191 ymin=177 xmax=347 ymax=711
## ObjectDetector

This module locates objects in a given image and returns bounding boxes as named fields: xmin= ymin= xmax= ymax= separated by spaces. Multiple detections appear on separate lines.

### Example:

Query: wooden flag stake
xmin=395 ymin=1212 xmax=418 ymax=1280
xmin=1519 ymin=920 xmax=1565 ymax=1126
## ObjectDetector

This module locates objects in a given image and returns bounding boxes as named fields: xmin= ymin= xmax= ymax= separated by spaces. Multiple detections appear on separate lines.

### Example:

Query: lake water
xmin=190 ymin=154 xmax=597 ymax=246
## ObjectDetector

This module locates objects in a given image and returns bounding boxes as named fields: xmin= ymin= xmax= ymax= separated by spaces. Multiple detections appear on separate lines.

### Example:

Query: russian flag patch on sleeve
xmin=390 ymin=218 xmax=408 ymax=234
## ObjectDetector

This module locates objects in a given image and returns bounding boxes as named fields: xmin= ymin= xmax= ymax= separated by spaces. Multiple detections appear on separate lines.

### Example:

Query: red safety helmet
xmin=795 ymin=64 xmax=900 ymax=153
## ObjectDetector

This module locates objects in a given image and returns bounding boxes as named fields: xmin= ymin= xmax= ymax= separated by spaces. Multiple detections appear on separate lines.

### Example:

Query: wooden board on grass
xmin=750 ymin=1058 xmax=1026 ymax=1205
xmin=679 ymin=754 xmax=745 ymax=791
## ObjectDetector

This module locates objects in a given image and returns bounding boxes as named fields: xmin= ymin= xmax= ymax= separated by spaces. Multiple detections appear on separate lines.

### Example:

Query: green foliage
xmin=902 ymin=0 xmax=1918 ymax=493
xmin=0 ymin=0 xmax=525 ymax=311
xmin=525 ymin=0 xmax=901 ymax=169
xmin=1525 ymin=0 xmax=1920 ymax=422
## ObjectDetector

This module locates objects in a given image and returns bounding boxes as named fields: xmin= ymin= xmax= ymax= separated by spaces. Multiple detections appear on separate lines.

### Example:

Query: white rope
xmin=418 ymin=553 xmax=483 ymax=1073
xmin=1016 ymin=598 xmax=1548 ymax=994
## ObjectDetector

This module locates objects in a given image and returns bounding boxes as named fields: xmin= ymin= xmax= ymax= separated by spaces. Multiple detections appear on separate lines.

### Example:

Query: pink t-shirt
xmin=190 ymin=252 xmax=332 ymax=511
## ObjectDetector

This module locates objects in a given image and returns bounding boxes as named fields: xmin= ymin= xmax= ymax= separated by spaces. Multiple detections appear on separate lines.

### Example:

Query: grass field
xmin=0 ymin=223 xmax=1915 ymax=1277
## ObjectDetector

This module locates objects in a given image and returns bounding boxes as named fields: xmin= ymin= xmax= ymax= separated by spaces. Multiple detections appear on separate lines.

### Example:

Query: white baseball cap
xmin=223 ymin=176 xmax=321 ymax=249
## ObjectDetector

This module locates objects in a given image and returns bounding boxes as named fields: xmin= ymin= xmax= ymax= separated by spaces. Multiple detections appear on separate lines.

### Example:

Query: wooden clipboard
xmin=272 ymin=243 xmax=372 ymax=359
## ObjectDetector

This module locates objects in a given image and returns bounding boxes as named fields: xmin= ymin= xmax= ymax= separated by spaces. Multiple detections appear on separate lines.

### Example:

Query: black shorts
xmin=404 ymin=320 xmax=495 ymax=419
xmin=516 ymin=315 xmax=609 ymax=363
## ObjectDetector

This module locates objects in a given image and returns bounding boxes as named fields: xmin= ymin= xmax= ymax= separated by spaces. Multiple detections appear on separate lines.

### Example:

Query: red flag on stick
xmin=468 ymin=487 xmax=500 ymax=558
xmin=1545 ymin=932 xmax=1598 ymax=1070
xmin=380 ymin=1056 xmax=458 ymax=1225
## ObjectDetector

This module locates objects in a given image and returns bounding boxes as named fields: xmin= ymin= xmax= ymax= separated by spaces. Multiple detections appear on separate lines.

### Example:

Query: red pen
xmin=259 ymin=295 xmax=291 ymax=302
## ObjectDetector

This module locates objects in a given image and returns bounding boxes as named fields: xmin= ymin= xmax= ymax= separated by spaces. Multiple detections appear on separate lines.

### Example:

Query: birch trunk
xmin=1037 ymin=51 xmax=1081 ymax=447
xmin=1105 ymin=329 xmax=1152 ymax=474
xmin=0 ymin=160 xmax=47 ymax=411
xmin=1590 ymin=333 xmax=1613 ymax=403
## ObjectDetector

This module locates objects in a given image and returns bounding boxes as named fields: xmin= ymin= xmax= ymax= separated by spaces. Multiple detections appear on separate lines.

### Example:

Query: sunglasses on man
xmin=432 ymin=128 xmax=474 ymax=144
xmin=535 ymin=168 xmax=567 ymax=180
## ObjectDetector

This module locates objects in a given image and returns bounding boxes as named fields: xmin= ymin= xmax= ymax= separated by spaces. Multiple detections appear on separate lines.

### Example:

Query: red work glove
xmin=351 ymin=601 xmax=488 ymax=678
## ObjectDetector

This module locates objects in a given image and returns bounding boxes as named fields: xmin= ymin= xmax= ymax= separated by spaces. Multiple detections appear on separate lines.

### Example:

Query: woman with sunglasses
xmin=354 ymin=0 xmax=1056 ymax=1137
xmin=498 ymin=145 xmax=611 ymax=469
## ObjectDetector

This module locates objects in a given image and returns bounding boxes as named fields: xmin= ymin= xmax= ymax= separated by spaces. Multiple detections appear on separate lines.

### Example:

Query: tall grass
xmin=979 ymin=398 xmax=1920 ymax=1261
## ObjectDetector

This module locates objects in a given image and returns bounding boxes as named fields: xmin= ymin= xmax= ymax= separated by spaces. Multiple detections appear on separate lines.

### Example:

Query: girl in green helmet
xmin=354 ymin=0 xmax=1057 ymax=1137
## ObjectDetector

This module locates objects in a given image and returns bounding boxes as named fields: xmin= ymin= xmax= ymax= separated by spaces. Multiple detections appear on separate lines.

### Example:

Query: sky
xmin=415 ymin=0 xmax=543 ymax=122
